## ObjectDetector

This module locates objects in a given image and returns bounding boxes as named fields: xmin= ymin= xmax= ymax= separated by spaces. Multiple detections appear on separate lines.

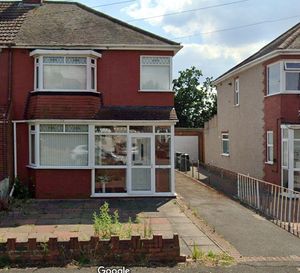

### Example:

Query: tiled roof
xmin=0 ymin=2 xmax=34 ymax=45
xmin=0 ymin=1 xmax=179 ymax=47
xmin=94 ymin=106 xmax=178 ymax=121
xmin=215 ymin=22 xmax=300 ymax=82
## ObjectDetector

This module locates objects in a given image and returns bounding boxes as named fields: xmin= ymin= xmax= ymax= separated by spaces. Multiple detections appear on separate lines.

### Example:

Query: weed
xmin=40 ymin=242 xmax=49 ymax=255
xmin=192 ymin=208 xmax=198 ymax=217
xmin=0 ymin=256 xmax=10 ymax=268
xmin=143 ymin=220 xmax=152 ymax=238
xmin=134 ymin=215 xmax=141 ymax=224
xmin=76 ymin=254 xmax=90 ymax=267
xmin=12 ymin=177 xmax=31 ymax=200
xmin=192 ymin=243 xmax=203 ymax=260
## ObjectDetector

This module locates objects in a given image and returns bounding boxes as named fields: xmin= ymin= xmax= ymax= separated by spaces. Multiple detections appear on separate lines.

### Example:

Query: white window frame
xmin=221 ymin=133 xmax=229 ymax=156
xmin=234 ymin=78 xmax=239 ymax=106
xmin=266 ymin=131 xmax=274 ymax=164
xmin=30 ymin=50 xmax=101 ymax=92
xmin=266 ymin=60 xmax=300 ymax=96
xmin=140 ymin=55 xmax=173 ymax=92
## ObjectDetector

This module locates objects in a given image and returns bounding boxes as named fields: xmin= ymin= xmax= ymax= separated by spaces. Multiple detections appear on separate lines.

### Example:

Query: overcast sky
xmin=27 ymin=0 xmax=300 ymax=80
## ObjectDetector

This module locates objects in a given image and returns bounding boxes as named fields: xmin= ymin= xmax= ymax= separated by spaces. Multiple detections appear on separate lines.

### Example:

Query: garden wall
xmin=0 ymin=234 xmax=185 ymax=266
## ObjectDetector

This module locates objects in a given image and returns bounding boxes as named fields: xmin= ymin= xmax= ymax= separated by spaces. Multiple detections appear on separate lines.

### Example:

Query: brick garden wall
xmin=0 ymin=234 xmax=185 ymax=266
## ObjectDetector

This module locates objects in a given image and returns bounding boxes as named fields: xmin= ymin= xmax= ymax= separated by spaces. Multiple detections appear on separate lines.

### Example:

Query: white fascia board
xmin=29 ymin=49 xmax=102 ymax=58
xmin=213 ymin=49 xmax=300 ymax=85
xmin=12 ymin=119 xmax=178 ymax=125
xmin=14 ymin=44 xmax=182 ymax=55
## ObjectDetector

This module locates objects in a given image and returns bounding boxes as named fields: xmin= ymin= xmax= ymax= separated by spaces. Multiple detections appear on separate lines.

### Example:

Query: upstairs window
xmin=267 ymin=62 xmax=281 ymax=95
xmin=140 ymin=56 xmax=172 ymax=91
xmin=285 ymin=62 xmax=300 ymax=91
xmin=31 ymin=50 xmax=101 ymax=92
xmin=234 ymin=78 xmax=239 ymax=106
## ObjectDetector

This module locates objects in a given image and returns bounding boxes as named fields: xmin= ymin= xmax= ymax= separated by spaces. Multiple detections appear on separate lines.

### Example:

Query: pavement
xmin=0 ymin=197 xmax=220 ymax=257
xmin=176 ymin=171 xmax=300 ymax=261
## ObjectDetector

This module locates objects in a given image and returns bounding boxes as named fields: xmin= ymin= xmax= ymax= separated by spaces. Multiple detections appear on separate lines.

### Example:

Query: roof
xmin=0 ymin=1 xmax=180 ymax=48
xmin=215 ymin=22 xmax=300 ymax=83
xmin=94 ymin=106 xmax=178 ymax=121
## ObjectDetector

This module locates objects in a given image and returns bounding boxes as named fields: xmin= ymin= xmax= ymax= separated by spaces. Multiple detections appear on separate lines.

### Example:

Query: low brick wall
xmin=0 ymin=235 xmax=185 ymax=266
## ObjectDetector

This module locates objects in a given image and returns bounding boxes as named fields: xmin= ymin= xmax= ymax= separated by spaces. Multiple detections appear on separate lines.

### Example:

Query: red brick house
xmin=0 ymin=0 xmax=182 ymax=198
xmin=204 ymin=22 xmax=300 ymax=192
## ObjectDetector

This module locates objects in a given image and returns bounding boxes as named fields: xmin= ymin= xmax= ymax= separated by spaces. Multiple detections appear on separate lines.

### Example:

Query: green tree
xmin=173 ymin=66 xmax=217 ymax=128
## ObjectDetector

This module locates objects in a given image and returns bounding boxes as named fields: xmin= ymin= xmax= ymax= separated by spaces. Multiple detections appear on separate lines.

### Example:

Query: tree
xmin=173 ymin=66 xmax=217 ymax=128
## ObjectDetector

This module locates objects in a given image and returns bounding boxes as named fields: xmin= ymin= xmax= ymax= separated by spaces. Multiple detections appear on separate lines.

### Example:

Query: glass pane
xmin=91 ymin=67 xmax=95 ymax=89
xmin=66 ymin=57 xmax=87 ymax=64
xmin=282 ymin=169 xmax=288 ymax=188
xmin=43 ymin=56 xmax=64 ymax=64
xmin=155 ymin=135 xmax=170 ymax=165
xmin=31 ymin=134 xmax=35 ymax=164
xmin=132 ymin=169 xmax=151 ymax=191
xmin=267 ymin=146 xmax=273 ymax=162
xmin=294 ymin=129 xmax=300 ymax=139
xmin=129 ymin=126 xmax=153 ymax=133
xmin=155 ymin=126 xmax=171 ymax=133
xmin=43 ymin=65 xmax=87 ymax=90
xmin=267 ymin=132 xmax=273 ymax=145
xmin=294 ymin=140 xmax=300 ymax=168
xmin=222 ymin=134 xmax=228 ymax=139
xmin=40 ymin=134 xmax=88 ymax=166
xmin=286 ymin=72 xmax=300 ymax=91
xmin=132 ymin=137 xmax=151 ymax=166
xmin=40 ymin=124 xmax=63 ymax=132
xmin=282 ymin=141 xmax=288 ymax=167
xmin=268 ymin=63 xmax=280 ymax=94
xmin=65 ymin=124 xmax=88 ymax=132
xmin=141 ymin=65 xmax=170 ymax=90
xmin=285 ymin=62 xmax=300 ymax=70
xmin=155 ymin=169 xmax=171 ymax=192
xmin=95 ymin=169 xmax=126 ymax=193
xmin=95 ymin=135 xmax=127 ymax=165
xmin=95 ymin=126 xmax=127 ymax=134
xmin=294 ymin=171 xmax=300 ymax=191
xmin=141 ymin=56 xmax=170 ymax=65
xmin=222 ymin=140 xmax=229 ymax=154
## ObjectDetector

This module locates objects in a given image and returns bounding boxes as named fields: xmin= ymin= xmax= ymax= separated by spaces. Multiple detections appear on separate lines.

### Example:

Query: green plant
xmin=40 ymin=242 xmax=49 ymax=255
xmin=12 ymin=177 xmax=31 ymax=199
xmin=125 ymin=217 xmax=132 ymax=238
xmin=76 ymin=254 xmax=90 ymax=267
xmin=143 ymin=220 xmax=152 ymax=238
xmin=93 ymin=202 xmax=113 ymax=239
xmin=134 ymin=215 xmax=141 ymax=224
xmin=192 ymin=243 xmax=203 ymax=260
xmin=0 ymin=255 xmax=10 ymax=268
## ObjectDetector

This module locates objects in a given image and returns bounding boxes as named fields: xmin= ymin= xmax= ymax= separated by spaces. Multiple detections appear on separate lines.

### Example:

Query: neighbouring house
xmin=0 ymin=0 xmax=182 ymax=199
xmin=204 ymin=22 xmax=300 ymax=192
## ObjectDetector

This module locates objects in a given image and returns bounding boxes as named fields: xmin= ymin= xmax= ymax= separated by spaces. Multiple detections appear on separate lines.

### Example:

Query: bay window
xmin=140 ymin=56 xmax=172 ymax=91
xmin=30 ymin=50 xmax=101 ymax=92
xmin=267 ymin=60 xmax=300 ymax=95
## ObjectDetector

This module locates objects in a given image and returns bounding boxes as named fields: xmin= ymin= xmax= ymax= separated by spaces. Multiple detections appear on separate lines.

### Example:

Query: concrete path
xmin=176 ymin=171 xmax=300 ymax=259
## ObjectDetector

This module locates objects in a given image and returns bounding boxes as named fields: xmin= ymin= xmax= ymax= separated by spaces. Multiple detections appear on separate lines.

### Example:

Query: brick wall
xmin=1 ymin=235 xmax=185 ymax=266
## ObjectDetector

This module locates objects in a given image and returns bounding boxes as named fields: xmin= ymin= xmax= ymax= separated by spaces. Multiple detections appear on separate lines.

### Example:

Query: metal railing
xmin=238 ymin=173 xmax=300 ymax=237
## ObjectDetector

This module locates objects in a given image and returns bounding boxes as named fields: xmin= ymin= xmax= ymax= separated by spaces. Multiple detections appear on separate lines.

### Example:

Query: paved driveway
xmin=0 ymin=197 xmax=220 ymax=257
xmin=176 ymin=171 xmax=300 ymax=259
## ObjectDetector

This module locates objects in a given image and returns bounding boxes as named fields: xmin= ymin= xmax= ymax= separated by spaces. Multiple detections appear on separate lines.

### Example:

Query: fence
xmin=238 ymin=173 xmax=300 ymax=237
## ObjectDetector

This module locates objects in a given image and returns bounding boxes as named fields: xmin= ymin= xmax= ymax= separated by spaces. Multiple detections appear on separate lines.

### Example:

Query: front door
xmin=129 ymin=135 xmax=154 ymax=194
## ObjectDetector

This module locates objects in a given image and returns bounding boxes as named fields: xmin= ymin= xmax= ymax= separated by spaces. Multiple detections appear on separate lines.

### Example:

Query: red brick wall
xmin=32 ymin=169 xmax=91 ymax=199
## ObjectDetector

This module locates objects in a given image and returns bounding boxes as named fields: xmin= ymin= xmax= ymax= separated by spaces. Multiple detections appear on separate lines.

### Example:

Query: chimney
xmin=22 ymin=0 xmax=43 ymax=5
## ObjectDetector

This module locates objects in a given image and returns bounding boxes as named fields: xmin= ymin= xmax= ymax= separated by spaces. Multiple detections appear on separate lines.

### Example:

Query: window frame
xmin=221 ymin=133 xmax=229 ymax=156
xmin=234 ymin=78 xmax=240 ymax=106
xmin=266 ymin=130 xmax=274 ymax=164
xmin=139 ymin=55 xmax=173 ymax=92
xmin=266 ymin=60 xmax=300 ymax=96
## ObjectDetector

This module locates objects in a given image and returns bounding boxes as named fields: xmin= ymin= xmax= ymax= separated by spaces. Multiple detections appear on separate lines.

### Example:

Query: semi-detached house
xmin=0 ymin=0 xmax=182 ymax=198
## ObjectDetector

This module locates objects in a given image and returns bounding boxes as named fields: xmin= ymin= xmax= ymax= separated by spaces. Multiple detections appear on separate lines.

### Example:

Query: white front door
xmin=129 ymin=134 xmax=154 ymax=194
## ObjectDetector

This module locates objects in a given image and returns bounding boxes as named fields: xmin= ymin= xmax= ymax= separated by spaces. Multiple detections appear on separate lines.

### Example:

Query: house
xmin=0 ymin=0 xmax=182 ymax=199
xmin=204 ymin=22 xmax=300 ymax=192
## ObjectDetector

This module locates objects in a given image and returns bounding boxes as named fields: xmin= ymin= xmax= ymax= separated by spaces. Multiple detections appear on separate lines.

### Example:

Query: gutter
xmin=213 ymin=49 xmax=300 ymax=85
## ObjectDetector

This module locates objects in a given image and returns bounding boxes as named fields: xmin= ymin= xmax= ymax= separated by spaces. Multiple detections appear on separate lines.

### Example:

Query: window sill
xmin=234 ymin=104 xmax=240 ymax=107
xmin=31 ymin=90 xmax=100 ymax=94
xmin=138 ymin=90 xmax=175 ymax=93
xmin=27 ymin=165 xmax=92 ymax=170
xmin=265 ymin=161 xmax=274 ymax=165
xmin=221 ymin=153 xmax=230 ymax=157
xmin=265 ymin=91 xmax=300 ymax=97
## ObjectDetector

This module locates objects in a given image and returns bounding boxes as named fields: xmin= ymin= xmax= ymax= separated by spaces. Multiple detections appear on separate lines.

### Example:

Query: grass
xmin=191 ymin=243 xmax=234 ymax=266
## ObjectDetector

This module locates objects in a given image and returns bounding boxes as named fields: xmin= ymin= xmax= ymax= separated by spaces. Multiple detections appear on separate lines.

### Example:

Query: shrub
xmin=12 ymin=177 xmax=31 ymax=200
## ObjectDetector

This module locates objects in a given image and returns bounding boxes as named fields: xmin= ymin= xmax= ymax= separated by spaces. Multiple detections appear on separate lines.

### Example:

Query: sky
xmin=15 ymin=0 xmax=300 ymax=80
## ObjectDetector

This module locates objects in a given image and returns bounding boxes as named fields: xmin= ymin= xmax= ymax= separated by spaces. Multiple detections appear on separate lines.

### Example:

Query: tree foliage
xmin=173 ymin=66 xmax=217 ymax=128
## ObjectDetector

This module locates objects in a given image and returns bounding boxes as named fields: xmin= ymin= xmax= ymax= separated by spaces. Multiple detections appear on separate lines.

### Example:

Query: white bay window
xmin=140 ymin=56 xmax=172 ymax=91
xmin=30 ymin=50 xmax=101 ymax=92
